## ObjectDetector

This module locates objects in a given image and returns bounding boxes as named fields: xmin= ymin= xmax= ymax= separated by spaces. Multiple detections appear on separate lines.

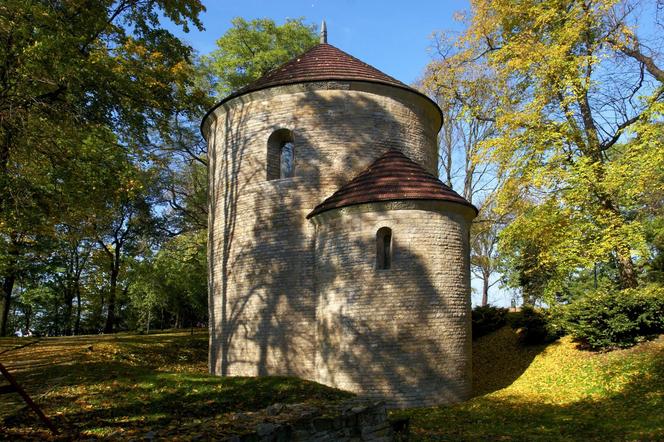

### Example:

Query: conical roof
xmin=235 ymin=43 xmax=408 ymax=93
xmin=307 ymin=149 xmax=477 ymax=218
xmin=201 ymin=42 xmax=442 ymax=132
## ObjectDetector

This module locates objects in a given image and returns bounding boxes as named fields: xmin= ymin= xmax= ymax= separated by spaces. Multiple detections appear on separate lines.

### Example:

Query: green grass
xmin=394 ymin=327 xmax=664 ymax=441
xmin=2 ymin=328 xmax=663 ymax=440
xmin=0 ymin=330 xmax=352 ymax=440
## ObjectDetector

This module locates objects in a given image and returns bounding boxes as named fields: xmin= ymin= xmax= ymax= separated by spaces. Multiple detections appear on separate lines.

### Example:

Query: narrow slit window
xmin=281 ymin=141 xmax=294 ymax=178
xmin=267 ymin=129 xmax=294 ymax=180
xmin=376 ymin=227 xmax=392 ymax=270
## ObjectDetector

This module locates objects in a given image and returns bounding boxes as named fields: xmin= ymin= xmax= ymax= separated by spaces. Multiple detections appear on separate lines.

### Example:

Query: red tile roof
xmin=236 ymin=43 xmax=408 ymax=92
xmin=307 ymin=149 xmax=477 ymax=218
xmin=201 ymin=43 xmax=442 ymax=133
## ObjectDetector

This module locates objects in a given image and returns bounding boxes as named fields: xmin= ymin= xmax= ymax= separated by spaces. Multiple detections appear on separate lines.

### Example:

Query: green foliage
xmin=0 ymin=0 xmax=207 ymax=335
xmin=0 ymin=9 xmax=324 ymax=336
xmin=439 ymin=0 xmax=664 ymax=296
xmin=206 ymin=17 xmax=318 ymax=96
xmin=509 ymin=306 xmax=562 ymax=346
xmin=472 ymin=305 xmax=508 ymax=339
xmin=644 ymin=215 xmax=664 ymax=283
xmin=128 ymin=231 xmax=207 ymax=331
xmin=561 ymin=285 xmax=664 ymax=350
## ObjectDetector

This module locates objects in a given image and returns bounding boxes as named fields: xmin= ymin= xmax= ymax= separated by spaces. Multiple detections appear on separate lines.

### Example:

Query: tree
xmin=471 ymin=203 xmax=506 ymax=306
xmin=0 ymin=0 xmax=205 ymax=335
xmin=93 ymin=163 xmax=162 ymax=334
xmin=128 ymin=231 xmax=207 ymax=332
xmin=422 ymin=32 xmax=506 ymax=306
xmin=51 ymin=228 xmax=93 ymax=336
xmin=0 ymin=13 xmax=321 ymax=335
xmin=450 ymin=0 xmax=664 ymax=299
xmin=205 ymin=17 xmax=318 ymax=97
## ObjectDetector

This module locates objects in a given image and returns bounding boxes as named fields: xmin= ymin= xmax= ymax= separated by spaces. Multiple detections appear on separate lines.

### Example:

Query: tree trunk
xmin=103 ymin=242 xmax=122 ymax=334
xmin=1 ymin=274 xmax=16 ymax=337
xmin=0 ymin=129 xmax=13 ymax=336
xmin=575 ymin=81 xmax=639 ymax=291
xmin=104 ymin=264 xmax=118 ymax=333
xmin=597 ymin=194 xmax=638 ymax=289
xmin=481 ymin=270 xmax=489 ymax=306
xmin=615 ymin=248 xmax=638 ymax=289
xmin=24 ymin=305 xmax=31 ymax=333
xmin=98 ymin=290 xmax=104 ymax=330
xmin=75 ymin=284 xmax=82 ymax=335
xmin=0 ymin=238 xmax=19 ymax=337
xmin=63 ymin=286 xmax=74 ymax=336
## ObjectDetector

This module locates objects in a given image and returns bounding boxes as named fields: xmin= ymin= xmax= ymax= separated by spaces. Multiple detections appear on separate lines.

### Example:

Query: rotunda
xmin=202 ymin=26 xmax=477 ymax=407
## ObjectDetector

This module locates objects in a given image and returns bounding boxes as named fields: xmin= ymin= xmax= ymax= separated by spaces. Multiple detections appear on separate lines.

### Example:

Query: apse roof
xmin=307 ymin=149 xmax=478 ymax=218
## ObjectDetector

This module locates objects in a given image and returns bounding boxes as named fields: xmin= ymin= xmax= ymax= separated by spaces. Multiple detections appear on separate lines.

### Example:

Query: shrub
xmin=561 ymin=285 xmax=664 ymax=350
xmin=509 ymin=305 xmax=562 ymax=345
xmin=472 ymin=305 xmax=508 ymax=339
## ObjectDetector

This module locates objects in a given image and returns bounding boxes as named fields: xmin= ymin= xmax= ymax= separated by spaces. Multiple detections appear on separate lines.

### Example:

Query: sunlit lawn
xmin=0 ymin=330 xmax=351 ymax=440
xmin=1 ymin=328 xmax=663 ymax=440
xmin=394 ymin=327 xmax=664 ymax=441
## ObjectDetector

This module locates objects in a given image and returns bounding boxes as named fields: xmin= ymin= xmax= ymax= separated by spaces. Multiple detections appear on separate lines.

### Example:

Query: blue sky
xmin=169 ymin=0 xmax=469 ymax=86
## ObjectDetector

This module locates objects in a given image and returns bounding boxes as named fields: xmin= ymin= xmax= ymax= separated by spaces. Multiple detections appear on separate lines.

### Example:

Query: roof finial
xmin=320 ymin=20 xmax=327 ymax=44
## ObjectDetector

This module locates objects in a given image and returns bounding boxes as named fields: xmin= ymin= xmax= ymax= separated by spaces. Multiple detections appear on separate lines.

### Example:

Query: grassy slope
xmin=0 ymin=330 xmax=351 ymax=440
xmin=2 ymin=328 xmax=663 ymax=441
xmin=395 ymin=327 xmax=664 ymax=441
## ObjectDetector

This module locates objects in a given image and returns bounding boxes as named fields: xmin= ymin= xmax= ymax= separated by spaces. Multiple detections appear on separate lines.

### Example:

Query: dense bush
xmin=561 ymin=285 xmax=664 ymax=350
xmin=509 ymin=306 xmax=562 ymax=345
xmin=472 ymin=305 xmax=508 ymax=339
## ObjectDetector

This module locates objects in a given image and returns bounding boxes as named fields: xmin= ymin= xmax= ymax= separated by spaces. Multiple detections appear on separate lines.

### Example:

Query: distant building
xmin=201 ymin=26 xmax=477 ymax=408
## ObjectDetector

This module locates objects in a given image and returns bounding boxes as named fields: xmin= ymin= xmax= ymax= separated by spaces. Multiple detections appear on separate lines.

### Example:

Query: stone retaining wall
xmin=224 ymin=400 xmax=396 ymax=442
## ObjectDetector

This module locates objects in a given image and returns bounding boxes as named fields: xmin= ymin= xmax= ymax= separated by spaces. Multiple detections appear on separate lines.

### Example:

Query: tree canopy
xmin=1 ymin=0 xmax=208 ymax=335
xmin=1 ymin=9 xmax=319 ymax=336
xmin=205 ymin=17 xmax=318 ymax=96
xmin=424 ymin=0 xmax=664 ymax=302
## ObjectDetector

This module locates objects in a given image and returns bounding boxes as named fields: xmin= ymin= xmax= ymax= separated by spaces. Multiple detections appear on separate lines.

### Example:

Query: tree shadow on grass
xmin=0 ymin=359 xmax=353 ymax=440
xmin=471 ymin=326 xmax=546 ymax=397
xmin=400 ymin=337 xmax=664 ymax=441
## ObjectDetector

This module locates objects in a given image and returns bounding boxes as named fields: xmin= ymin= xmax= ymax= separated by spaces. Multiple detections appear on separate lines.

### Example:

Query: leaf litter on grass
xmin=0 ymin=330 xmax=352 ymax=440
xmin=394 ymin=327 xmax=664 ymax=441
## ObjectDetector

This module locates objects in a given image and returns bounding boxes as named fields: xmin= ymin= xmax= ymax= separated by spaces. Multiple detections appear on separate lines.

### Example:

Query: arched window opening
xmin=376 ymin=227 xmax=392 ymax=270
xmin=267 ymin=129 xmax=294 ymax=180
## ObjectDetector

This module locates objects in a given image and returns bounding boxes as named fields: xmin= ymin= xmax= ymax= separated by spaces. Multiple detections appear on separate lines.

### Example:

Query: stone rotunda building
xmin=202 ymin=28 xmax=478 ymax=408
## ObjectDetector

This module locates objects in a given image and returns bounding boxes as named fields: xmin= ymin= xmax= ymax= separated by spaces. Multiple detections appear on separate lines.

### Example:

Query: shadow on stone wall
xmin=315 ymin=226 xmax=469 ymax=407
xmin=208 ymin=86 xmax=457 ymax=404
xmin=208 ymin=105 xmax=252 ymax=376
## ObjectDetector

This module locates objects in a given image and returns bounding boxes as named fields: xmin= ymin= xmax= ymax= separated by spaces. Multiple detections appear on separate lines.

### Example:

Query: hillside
xmin=0 ymin=330 xmax=351 ymax=440
xmin=396 ymin=327 xmax=664 ymax=441
xmin=1 ymin=328 xmax=662 ymax=440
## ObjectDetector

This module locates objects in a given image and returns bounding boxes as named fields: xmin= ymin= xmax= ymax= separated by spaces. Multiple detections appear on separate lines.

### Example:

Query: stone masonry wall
xmin=312 ymin=201 xmax=474 ymax=408
xmin=205 ymin=82 xmax=440 ymax=379
xmin=223 ymin=400 xmax=395 ymax=441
